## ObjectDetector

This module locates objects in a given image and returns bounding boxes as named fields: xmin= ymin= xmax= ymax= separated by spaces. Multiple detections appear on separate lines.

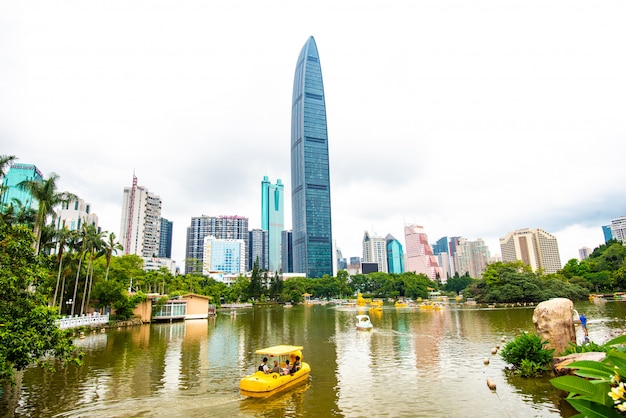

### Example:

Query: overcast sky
xmin=1 ymin=0 xmax=624 ymax=270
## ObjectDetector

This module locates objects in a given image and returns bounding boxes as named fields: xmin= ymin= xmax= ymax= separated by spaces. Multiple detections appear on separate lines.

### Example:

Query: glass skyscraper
xmin=0 ymin=163 xmax=43 ymax=211
xmin=261 ymin=176 xmax=284 ymax=272
xmin=291 ymin=36 xmax=333 ymax=278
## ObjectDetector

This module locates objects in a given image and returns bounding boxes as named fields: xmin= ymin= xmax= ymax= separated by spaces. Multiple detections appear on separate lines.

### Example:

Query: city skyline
xmin=2 ymin=1 xmax=623 ymax=270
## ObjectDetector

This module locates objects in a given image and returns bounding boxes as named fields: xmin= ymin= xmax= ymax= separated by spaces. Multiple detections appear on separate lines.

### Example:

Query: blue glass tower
xmin=0 ymin=163 xmax=43 ymax=211
xmin=261 ymin=176 xmax=284 ymax=272
xmin=291 ymin=36 xmax=333 ymax=278
xmin=386 ymin=234 xmax=405 ymax=274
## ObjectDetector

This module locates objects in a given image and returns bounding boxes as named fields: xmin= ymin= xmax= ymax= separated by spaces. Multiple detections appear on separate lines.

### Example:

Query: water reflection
xmin=4 ymin=301 xmax=626 ymax=417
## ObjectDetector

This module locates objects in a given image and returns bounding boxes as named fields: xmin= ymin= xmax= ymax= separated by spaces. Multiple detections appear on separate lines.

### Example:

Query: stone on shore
xmin=533 ymin=298 xmax=576 ymax=356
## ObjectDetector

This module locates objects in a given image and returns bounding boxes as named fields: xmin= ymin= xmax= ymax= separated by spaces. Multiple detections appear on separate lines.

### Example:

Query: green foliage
xmin=560 ymin=340 xmax=608 ymax=356
xmin=518 ymin=359 xmax=548 ymax=377
xmin=551 ymin=335 xmax=626 ymax=417
xmin=0 ymin=223 xmax=82 ymax=383
xmin=500 ymin=332 xmax=554 ymax=374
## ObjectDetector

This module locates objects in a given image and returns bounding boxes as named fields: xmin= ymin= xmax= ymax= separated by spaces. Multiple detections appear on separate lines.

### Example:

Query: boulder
xmin=553 ymin=352 xmax=606 ymax=376
xmin=533 ymin=298 xmax=576 ymax=356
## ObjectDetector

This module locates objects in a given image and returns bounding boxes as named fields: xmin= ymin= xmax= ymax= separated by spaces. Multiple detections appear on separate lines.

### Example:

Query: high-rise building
xmin=56 ymin=197 xmax=98 ymax=231
xmin=386 ymin=234 xmax=404 ymax=274
xmin=185 ymin=215 xmax=249 ymax=274
xmin=404 ymin=225 xmax=441 ymax=281
xmin=499 ymin=228 xmax=562 ymax=274
xmin=249 ymin=229 xmax=269 ymax=270
xmin=0 ymin=163 xmax=43 ymax=211
xmin=432 ymin=236 xmax=453 ymax=278
xmin=261 ymin=176 xmax=284 ymax=272
xmin=290 ymin=36 xmax=333 ymax=278
xmin=159 ymin=218 xmax=173 ymax=258
xmin=603 ymin=225 xmax=613 ymax=243
xmin=281 ymin=230 xmax=293 ymax=273
xmin=610 ymin=215 xmax=626 ymax=243
xmin=579 ymin=247 xmax=593 ymax=260
xmin=202 ymin=236 xmax=246 ymax=275
xmin=453 ymin=238 xmax=491 ymax=279
xmin=119 ymin=175 xmax=161 ymax=258
xmin=362 ymin=231 xmax=388 ymax=273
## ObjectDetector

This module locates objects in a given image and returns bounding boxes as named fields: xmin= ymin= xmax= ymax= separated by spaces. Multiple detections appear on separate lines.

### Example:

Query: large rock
xmin=553 ymin=352 xmax=606 ymax=376
xmin=533 ymin=298 xmax=576 ymax=356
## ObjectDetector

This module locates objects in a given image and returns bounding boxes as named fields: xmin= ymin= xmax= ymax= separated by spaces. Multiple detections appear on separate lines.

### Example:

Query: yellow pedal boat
xmin=240 ymin=345 xmax=311 ymax=398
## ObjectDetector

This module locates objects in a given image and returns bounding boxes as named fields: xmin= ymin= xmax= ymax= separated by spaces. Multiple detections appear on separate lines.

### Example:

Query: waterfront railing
xmin=57 ymin=312 xmax=110 ymax=329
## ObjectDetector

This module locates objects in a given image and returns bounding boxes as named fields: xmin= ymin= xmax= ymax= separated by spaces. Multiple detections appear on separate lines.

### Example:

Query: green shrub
xmin=560 ymin=340 xmax=608 ymax=356
xmin=500 ymin=332 xmax=554 ymax=374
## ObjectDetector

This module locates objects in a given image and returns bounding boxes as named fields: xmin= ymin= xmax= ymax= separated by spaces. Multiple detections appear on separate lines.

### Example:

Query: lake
xmin=2 ymin=300 xmax=625 ymax=417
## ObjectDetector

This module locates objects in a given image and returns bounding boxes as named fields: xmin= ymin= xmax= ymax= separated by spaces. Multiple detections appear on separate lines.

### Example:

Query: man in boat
xmin=291 ymin=356 xmax=301 ymax=375
xmin=258 ymin=357 xmax=270 ymax=373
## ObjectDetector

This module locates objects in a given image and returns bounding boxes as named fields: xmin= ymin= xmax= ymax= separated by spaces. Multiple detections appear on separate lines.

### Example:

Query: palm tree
xmin=103 ymin=232 xmax=123 ymax=280
xmin=51 ymin=227 xmax=72 ymax=309
xmin=0 ymin=154 xmax=16 ymax=199
xmin=18 ymin=173 xmax=76 ymax=254
xmin=80 ymin=224 xmax=105 ymax=315
xmin=0 ymin=197 xmax=36 ymax=226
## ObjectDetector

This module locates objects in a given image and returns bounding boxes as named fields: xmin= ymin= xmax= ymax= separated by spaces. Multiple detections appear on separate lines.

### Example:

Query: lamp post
xmin=65 ymin=299 xmax=73 ymax=316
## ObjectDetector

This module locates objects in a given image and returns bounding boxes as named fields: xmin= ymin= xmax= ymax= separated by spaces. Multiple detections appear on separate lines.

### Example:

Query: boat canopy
xmin=255 ymin=345 xmax=304 ymax=356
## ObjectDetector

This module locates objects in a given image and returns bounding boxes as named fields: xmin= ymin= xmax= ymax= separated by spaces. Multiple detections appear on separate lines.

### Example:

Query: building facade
xmin=499 ymin=228 xmax=562 ymax=274
xmin=0 ymin=163 xmax=43 ymax=211
xmin=453 ymin=237 xmax=491 ymax=279
xmin=404 ymin=224 xmax=442 ymax=281
xmin=362 ymin=231 xmax=388 ymax=273
xmin=185 ymin=215 xmax=249 ymax=274
xmin=119 ymin=175 xmax=161 ymax=258
xmin=281 ymin=229 xmax=293 ymax=273
xmin=159 ymin=218 xmax=173 ymax=259
xmin=249 ymin=228 xmax=269 ymax=270
xmin=56 ymin=197 xmax=98 ymax=231
xmin=261 ymin=176 xmax=284 ymax=272
xmin=610 ymin=215 xmax=626 ymax=243
xmin=386 ymin=234 xmax=404 ymax=274
xmin=290 ymin=36 xmax=333 ymax=278
xmin=202 ymin=236 xmax=246 ymax=275
xmin=578 ymin=247 xmax=593 ymax=260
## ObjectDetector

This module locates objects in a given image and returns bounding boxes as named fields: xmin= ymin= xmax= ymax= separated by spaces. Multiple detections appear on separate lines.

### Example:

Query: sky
xmin=1 ymin=0 xmax=625 ymax=271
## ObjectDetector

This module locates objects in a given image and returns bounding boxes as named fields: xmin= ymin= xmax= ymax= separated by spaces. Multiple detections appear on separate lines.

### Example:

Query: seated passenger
xmin=258 ymin=357 xmax=269 ymax=373
xmin=291 ymin=356 xmax=301 ymax=374
xmin=271 ymin=360 xmax=281 ymax=373
xmin=281 ymin=359 xmax=291 ymax=375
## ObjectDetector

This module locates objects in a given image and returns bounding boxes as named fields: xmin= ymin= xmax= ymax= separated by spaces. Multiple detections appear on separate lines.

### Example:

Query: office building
xmin=363 ymin=231 xmax=388 ymax=273
xmin=432 ymin=236 xmax=453 ymax=278
xmin=0 ymin=163 xmax=43 ymax=211
xmin=56 ymin=197 xmax=98 ymax=231
xmin=290 ymin=36 xmax=333 ymax=278
xmin=261 ymin=176 xmax=284 ymax=272
xmin=603 ymin=225 xmax=613 ymax=243
xmin=610 ymin=215 xmax=626 ymax=243
xmin=499 ymin=228 xmax=562 ymax=274
xmin=185 ymin=215 xmax=249 ymax=274
xmin=249 ymin=229 xmax=269 ymax=270
xmin=119 ymin=175 xmax=161 ymax=258
xmin=281 ymin=230 xmax=293 ymax=273
xmin=386 ymin=234 xmax=404 ymax=274
xmin=202 ymin=236 xmax=246 ymax=275
xmin=159 ymin=218 xmax=173 ymax=258
xmin=453 ymin=238 xmax=491 ymax=279
xmin=404 ymin=224 xmax=442 ymax=281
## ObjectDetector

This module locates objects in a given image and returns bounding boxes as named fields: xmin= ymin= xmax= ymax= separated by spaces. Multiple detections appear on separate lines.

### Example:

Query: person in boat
xmin=290 ymin=356 xmax=301 ymax=375
xmin=281 ymin=359 xmax=291 ymax=375
xmin=258 ymin=357 xmax=269 ymax=373
xmin=271 ymin=360 xmax=281 ymax=373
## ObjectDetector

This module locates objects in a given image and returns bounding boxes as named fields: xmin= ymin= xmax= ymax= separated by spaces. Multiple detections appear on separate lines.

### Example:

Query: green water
xmin=2 ymin=301 xmax=624 ymax=417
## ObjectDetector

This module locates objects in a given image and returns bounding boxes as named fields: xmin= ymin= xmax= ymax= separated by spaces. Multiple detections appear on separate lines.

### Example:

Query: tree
xmin=18 ymin=173 xmax=76 ymax=254
xmin=103 ymin=232 xmax=123 ymax=281
xmin=0 ymin=223 xmax=81 ymax=382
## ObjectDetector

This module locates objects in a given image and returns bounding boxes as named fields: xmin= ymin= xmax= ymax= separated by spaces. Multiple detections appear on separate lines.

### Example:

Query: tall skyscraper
xmin=249 ymin=228 xmax=269 ymax=270
xmin=185 ymin=215 xmax=249 ymax=274
xmin=0 ymin=163 xmax=43 ymax=211
xmin=602 ymin=225 xmax=613 ymax=243
xmin=290 ymin=36 xmax=333 ymax=278
xmin=281 ymin=230 xmax=293 ymax=273
xmin=499 ymin=228 xmax=562 ymax=274
xmin=386 ymin=234 xmax=405 ymax=274
xmin=362 ymin=231 xmax=388 ymax=273
xmin=261 ymin=176 xmax=284 ymax=272
xmin=119 ymin=175 xmax=161 ymax=258
xmin=404 ymin=225 xmax=442 ymax=281
xmin=159 ymin=218 xmax=173 ymax=258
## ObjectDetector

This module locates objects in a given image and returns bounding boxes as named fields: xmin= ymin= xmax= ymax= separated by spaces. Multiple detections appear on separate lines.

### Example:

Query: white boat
xmin=356 ymin=314 xmax=373 ymax=331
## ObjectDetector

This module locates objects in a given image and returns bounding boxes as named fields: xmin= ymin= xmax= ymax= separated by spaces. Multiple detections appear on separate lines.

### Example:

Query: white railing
xmin=57 ymin=313 xmax=110 ymax=329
